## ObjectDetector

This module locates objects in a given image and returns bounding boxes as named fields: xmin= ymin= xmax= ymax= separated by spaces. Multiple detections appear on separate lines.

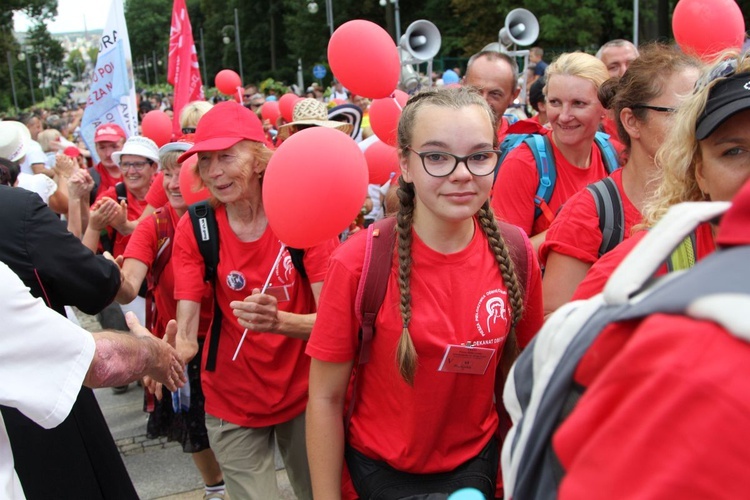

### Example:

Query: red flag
xmin=168 ymin=0 xmax=204 ymax=138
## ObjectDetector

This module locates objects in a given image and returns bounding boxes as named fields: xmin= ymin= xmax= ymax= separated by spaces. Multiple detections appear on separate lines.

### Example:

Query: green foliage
xmin=124 ymin=0 xmax=171 ymax=84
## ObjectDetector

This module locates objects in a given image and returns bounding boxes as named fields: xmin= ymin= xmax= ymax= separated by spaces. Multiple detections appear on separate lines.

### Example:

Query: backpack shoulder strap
xmin=528 ymin=134 xmax=557 ymax=223
xmin=587 ymin=176 xmax=625 ymax=257
xmin=288 ymin=247 xmax=307 ymax=280
xmin=594 ymin=131 xmax=621 ymax=174
xmin=187 ymin=201 xmax=222 ymax=372
xmin=346 ymin=217 xmax=397 ymax=428
xmin=495 ymin=133 xmax=530 ymax=183
xmin=145 ymin=207 xmax=175 ymax=330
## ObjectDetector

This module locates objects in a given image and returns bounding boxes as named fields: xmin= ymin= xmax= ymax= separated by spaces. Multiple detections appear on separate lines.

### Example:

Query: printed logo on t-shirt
xmin=474 ymin=288 xmax=509 ymax=337
xmin=275 ymin=253 xmax=295 ymax=284
xmin=226 ymin=270 xmax=246 ymax=291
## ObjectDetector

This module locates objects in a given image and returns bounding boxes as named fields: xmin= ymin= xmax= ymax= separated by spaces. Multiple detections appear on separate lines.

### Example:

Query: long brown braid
xmin=393 ymin=86 xmax=526 ymax=385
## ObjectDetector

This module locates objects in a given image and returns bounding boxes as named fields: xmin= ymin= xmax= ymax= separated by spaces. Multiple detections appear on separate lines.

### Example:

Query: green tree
xmin=124 ymin=0 xmax=171 ymax=86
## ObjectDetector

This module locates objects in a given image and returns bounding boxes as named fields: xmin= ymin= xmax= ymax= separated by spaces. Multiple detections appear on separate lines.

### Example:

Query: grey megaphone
xmin=498 ymin=8 xmax=539 ymax=48
xmin=399 ymin=20 xmax=442 ymax=62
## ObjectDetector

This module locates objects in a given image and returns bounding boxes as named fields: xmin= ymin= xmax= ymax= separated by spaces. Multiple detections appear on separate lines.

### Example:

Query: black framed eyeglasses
xmin=631 ymin=104 xmax=676 ymax=113
xmin=119 ymin=160 xmax=152 ymax=172
xmin=406 ymin=147 xmax=500 ymax=177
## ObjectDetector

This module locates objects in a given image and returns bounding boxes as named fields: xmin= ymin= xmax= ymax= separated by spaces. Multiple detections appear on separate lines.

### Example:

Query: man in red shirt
xmin=464 ymin=51 xmax=520 ymax=141
xmin=90 ymin=123 xmax=127 ymax=199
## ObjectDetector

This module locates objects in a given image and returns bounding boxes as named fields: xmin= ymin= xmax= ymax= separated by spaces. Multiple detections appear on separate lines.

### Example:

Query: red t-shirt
xmin=96 ymin=185 xmax=149 ymax=258
xmin=123 ymin=205 xmax=213 ymax=338
xmin=172 ymin=205 xmax=338 ymax=427
xmin=145 ymin=171 xmax=168 ymax=209
xmin=491 ymin=138 xmax=611 ymax=237
xmin=554 ymin=314 xmax=750 ymax=498
xmin=572 ymin=222 xmax=716 ymax=300
xmin=306 ymin=218 xmax=544 ymax=474
xmin=540 ymin=168 xmax=643 ymax=266
xmin=91 ymin=162 xmax=122 ymax=198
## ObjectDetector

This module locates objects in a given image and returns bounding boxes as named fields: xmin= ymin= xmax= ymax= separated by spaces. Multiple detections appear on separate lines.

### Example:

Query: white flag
xmin=81 ymin=0 xmax=138 ymax=163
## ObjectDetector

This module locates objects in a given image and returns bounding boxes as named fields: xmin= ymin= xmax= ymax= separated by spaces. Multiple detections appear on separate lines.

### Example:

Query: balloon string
xmin=236 ymin=86 xmax=243 ymax=103
xmin=392 ymin=93 xmax=403 ymax=112
xmin=232 ymin=243 xmax=287 ymax=361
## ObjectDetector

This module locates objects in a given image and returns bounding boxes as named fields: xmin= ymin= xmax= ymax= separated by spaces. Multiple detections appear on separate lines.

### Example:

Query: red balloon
xmin=364 ymin=139 xmax=400 ymax=185
xmin=328 ymin=20 xmax=400 ymax=99
xmin=279 ymin=93 xmax=301 ymax=122
xmin=261 ymin=101 xmax=281 ymax=125
xmin=215 ymin=69 xmax=242 ymax=96
xmin=178 ymin=155 xmax=210 ymax=205
xmin=369 ymin=90 xmax=409 ymax=147
xmin=263 ymin=127 xmax=368 ymax=248
xmin=141 ymin=110 xmax=173 ymax=147
xmin=673 ymin=0 xmax=745 ymax=61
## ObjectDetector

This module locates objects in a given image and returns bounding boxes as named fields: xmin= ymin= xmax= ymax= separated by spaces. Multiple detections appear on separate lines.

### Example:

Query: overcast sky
xmin=14 ymin=0 xmax=110 ymax=33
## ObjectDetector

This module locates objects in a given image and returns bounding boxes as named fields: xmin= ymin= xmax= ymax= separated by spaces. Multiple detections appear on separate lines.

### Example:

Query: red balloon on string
xmin=369 ymin=90 xmax=409 ymax=147
xmin=328 ymin=20 xmax=400 ymax=99
xmin=672 ymin=0 xmax=745 ymax=61
xmin=261 ymin=101 xmax=281 ymax=125
xmin=263 ymin=127 xmax=368 ymax=248
xmin=279 ymin=93 xmax=301 ymax=122
xmin=178 ymin=155 xmax=210 ymax=205
xmin=364 ymin=139 xmax=400 ymax=185
xmin=215 ymin=69 xmax=242 ymax=95
xmin=141 ymin=110 xmax=173 ymax=147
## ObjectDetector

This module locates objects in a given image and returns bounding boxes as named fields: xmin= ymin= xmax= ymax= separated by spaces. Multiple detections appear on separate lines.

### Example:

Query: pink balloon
xmin=215 ymin=69 xmax=242 ymax=95
xmin=364 ymin=139 xmax=400 ymax=185
xmin=261 ymin=101 xmax=281 ymax=125
xmin=369 ymin=90 xmax=409 ymax=147
xmin=263 ymin=127 xmax=368 ymax=248
xmin=141 ymin=110 xmax=173 ymax=147
xmin=178 ymin=155 xmax=210 ymax=205
xmin=279 ymin=93 xmax=301 ymax=122
xmin=328 ymin=20 xmax=400 ymax=99
xmin=673 ymin=0 xmax=745 ymax=61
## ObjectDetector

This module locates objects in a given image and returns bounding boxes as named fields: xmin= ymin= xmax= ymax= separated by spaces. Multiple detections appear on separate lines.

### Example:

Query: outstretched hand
xmin=125 ymin=313 xmax=186 ymax=393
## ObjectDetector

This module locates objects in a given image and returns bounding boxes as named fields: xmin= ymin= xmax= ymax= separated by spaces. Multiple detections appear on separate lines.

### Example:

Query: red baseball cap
xmin=94 ymin=123 xmax=127 ymax=143
xmin=178 ymin=101 xmax=266 ymax=163
xmin=63 ymin=146 xmax=82 ymax=158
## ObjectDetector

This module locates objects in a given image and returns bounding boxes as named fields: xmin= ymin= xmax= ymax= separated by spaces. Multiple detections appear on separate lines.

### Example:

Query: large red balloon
xmin=141 ymin=110 xmax=172 ymax=147
xmin=263 ymin=127 xmax=368 ymax=248
xmin=261 ymin=101 xmax=281 ymax=125
xmin=279 ymin=93 xmax=301 ymax=122
xmin=328 ymin=20 xmax=400 ymax=99
xmin=673 ymin=0 xmax=745 ymax=61
xmin=215 ymin=69 xmax=242 ymax=95
xmin=364 ymin=139 xmax=400 ymax=185
xmin=178 ymin=156 xmax=210 ymax=205
xmin=369 ymin=90 xmax=409 ymax=147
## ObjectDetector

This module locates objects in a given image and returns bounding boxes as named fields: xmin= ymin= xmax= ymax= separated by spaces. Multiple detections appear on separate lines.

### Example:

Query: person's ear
xmin=400 ymin=150 xmax=412 ymax=183
xmin=620 ymin=107 xmax=640 ymax=140
xmin=694 ymin=156 xmax=709 ymax=199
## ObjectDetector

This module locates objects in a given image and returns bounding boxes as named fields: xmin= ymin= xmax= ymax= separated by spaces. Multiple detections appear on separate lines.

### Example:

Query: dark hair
xmin=528 ymin=76 xmax=546 ymax=112
xmin=0 ymin=158 xmax=20 ymax=186
xmin=598 ymin=43 xmax=701 ymax=149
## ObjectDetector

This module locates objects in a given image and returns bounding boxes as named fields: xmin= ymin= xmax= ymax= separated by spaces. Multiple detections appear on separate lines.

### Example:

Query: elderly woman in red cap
xmin=172 ymin=101 xmax=338 ymax=499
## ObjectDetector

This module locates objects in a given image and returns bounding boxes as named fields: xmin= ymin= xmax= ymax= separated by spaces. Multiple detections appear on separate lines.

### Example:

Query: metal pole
xmin=24 ymin=53 xmax=35 ymax=106
xmin=152 ymin=50 xmax=158 ymax=84
xmin=37 ymin=55 xmax=46 ymax=101
xmin=234 ymin=8 xmax=244 ymax=83
xmin=7 ymin=51 xmax=19 ymax=111
xmin=393 ymin=0 xmax=401 ymax=42
xmin=144 ymin=56 xmax=150 ymax=85
xmin=325 ymin=0 xmax=334 ymax=37
xmin=200 ymin=27 xmax=208 ymax=87
xmin=297 ymin=58 xmax=304 ymax=95
xmin=633 ymin=0 xmax=639 ymax=46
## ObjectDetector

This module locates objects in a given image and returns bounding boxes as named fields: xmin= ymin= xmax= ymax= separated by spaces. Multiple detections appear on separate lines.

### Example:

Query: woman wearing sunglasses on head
xmin=540 ymin=44 xmax=701 ymax=315
xmin=573 ymin=50 xmax=750 ymax=300
xmin=306 ymin=87 xmax=544 ymax=500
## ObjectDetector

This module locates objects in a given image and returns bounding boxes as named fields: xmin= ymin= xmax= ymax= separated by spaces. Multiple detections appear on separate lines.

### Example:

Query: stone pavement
xmin=77 ymin=309 xmax=295 ymax=499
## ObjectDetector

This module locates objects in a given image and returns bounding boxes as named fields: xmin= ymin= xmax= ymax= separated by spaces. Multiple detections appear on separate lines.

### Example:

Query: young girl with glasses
xmin=306 ymin=86 xmax=544 ymax=499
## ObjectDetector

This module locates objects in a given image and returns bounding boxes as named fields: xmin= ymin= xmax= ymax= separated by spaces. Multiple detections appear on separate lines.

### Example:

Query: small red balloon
xmin=141 ymin=110 xmax=173 ymax=147
xmin=328 ymin=20 xmax=400 ymax=99
xmin=672 ymin=0 xmax=745 ymax=61
xmin=263 ymin=127 xmax=368 ymax=248
xmin=364 ymin=139 xmax=400 ymax=185
xmin=369 ymin=90 xmax=409 ymax=147
xmin=279 ymin=93 xmax=301 ymax=122
xmin=178 ymin=155 xmax=210 ymax=205
xmin=215 ymin=69 xmax=242 ymax=96
xmin=261 ymin=101 xmax=281 ymax=125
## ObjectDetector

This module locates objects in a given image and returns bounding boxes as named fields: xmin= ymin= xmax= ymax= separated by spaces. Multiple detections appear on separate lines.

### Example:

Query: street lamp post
xmin=380 ymin=0 xmax=401 ymax=42
xmin=18 ymin=51 xmax=35 ymax=106
xmin=222 ymin=8 xmax=244 ymax=83
xmin=6 ymin=51 xmax=19 ymax=111
xmin=307 ymin=0 xmax=334 ymax=37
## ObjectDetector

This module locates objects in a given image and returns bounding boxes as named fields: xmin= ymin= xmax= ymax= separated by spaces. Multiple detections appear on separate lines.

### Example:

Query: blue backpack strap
xmin=594 ymin=131 xmax=620 ymax=174
xmin=529 ymin=134 xmax=556 ymax=223
xmin=495 ymin=133 xmax=530 ymax=183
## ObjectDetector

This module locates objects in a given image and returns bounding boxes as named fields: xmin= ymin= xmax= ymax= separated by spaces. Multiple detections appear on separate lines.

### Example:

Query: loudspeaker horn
xmin=498 ymin=8 xmax=539 ymax=48
xmin=400 ymin=20 xmax=442 ymax=62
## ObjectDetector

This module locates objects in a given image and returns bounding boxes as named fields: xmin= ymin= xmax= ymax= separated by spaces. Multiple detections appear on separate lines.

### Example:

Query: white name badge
xmin=438 ymin=344 xmax=495 ymax=375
